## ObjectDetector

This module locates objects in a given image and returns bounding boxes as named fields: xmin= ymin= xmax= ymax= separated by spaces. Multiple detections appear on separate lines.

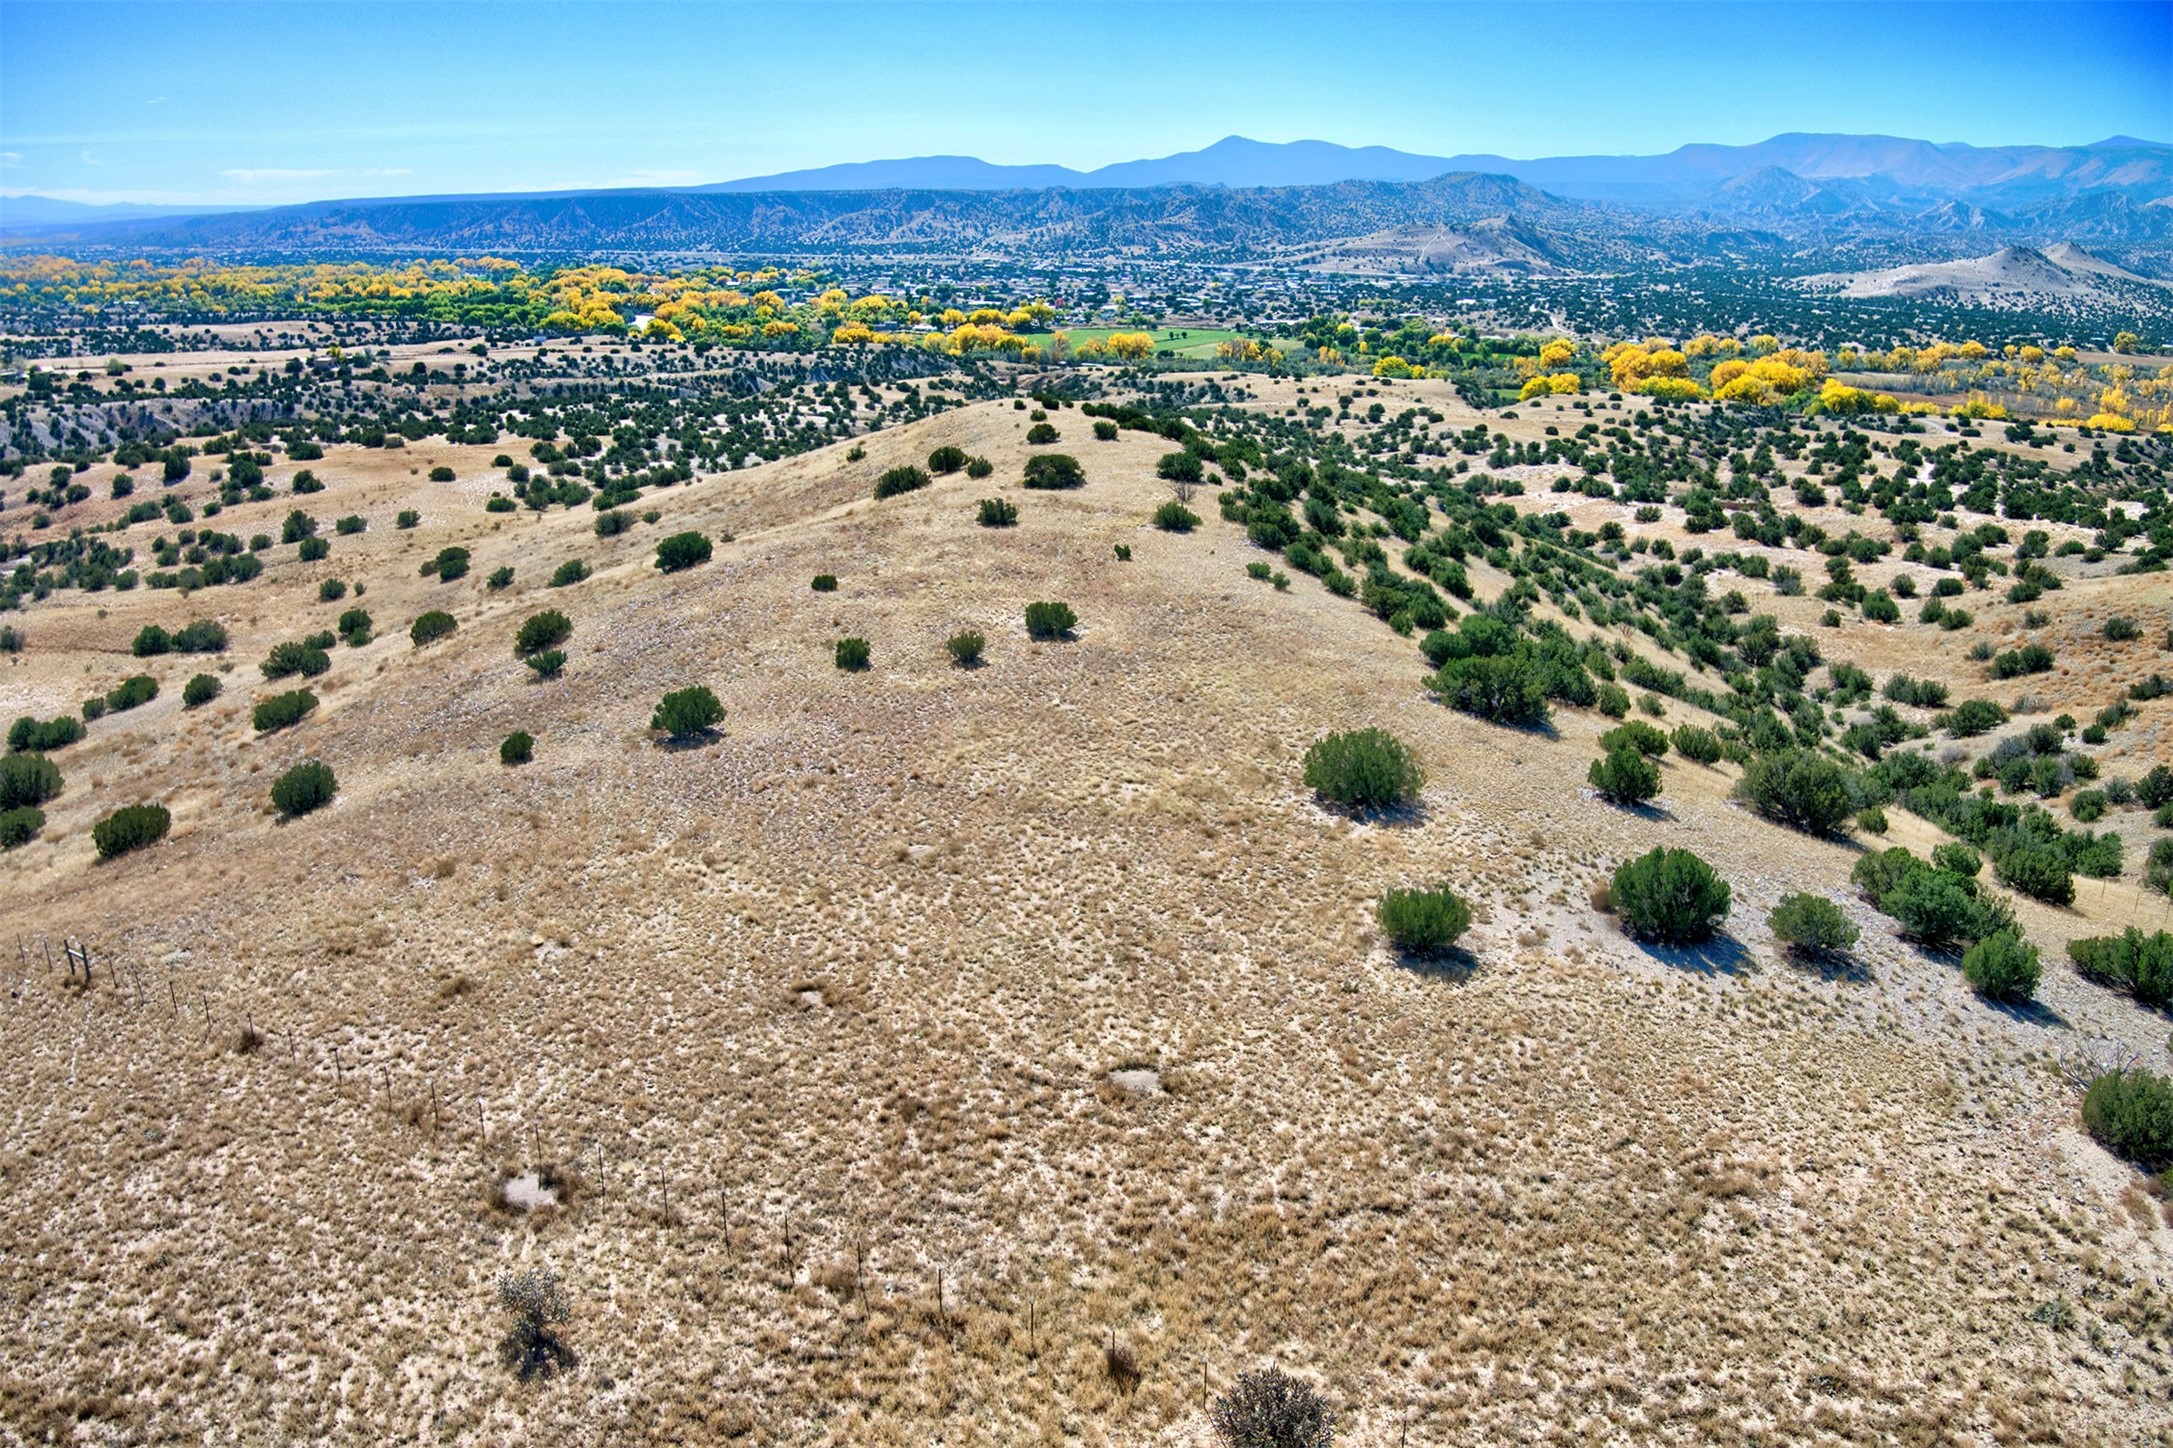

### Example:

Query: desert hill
xmin=1799 ymin=242 xmax=2173 ymax=312
xmin=3 ymin=373 xmax=2173 ymax=1441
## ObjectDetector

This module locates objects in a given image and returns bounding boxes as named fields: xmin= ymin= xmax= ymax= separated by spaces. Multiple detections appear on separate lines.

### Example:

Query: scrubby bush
xmin=1303 ymin=728 xmax=1423 ymax=811
xmin=501 ymin=730 xmax=534 ymax=765
xmin=252 ymin=689 xmax=318 ymax=732
xmin=1157 ymin=452 xmax=1204 ymax=484
xmin=1430 ymin=651 xmax=1550 ymax=726
xmin=2083 ymin=1068 xmax=2173 ymax=1170
xmin=1857 ymin=850 xmax=2014 ymax=949
xmin=524 ymin=650 xmax=566 ymax=679
xmin=0 ymin=752 xmax=63 ymax=810
xmin=1601 ymin=721 xmax=1668 ymax=757
xmin=1153 ymin=500 xmax=1201 ymax=532
xmin=945 ymin=630 xmax=985 ymax=667
xmin=487 ymin=566 xmax=514 ymax=590
xmin=1211 ymin=1367 xmax=1335 ymax=1448
xmin=182 ymin=673 xmax=222 ymax=708
xmin=1378 ymin=884 xmax=1471 ymax=957
xmin=0 ymin=805 xmax=41 ymax=849
xmin=928 ymin=445 xmax=968 ymax=475
xmin=1024 ymin=600 xmax=1077 ymax=639
xmin=2137 ymin=765 xmax=2173 ymax=810
xmin=835 ymin=637 xmax=871 ymax=670
xmin=93 ymin=803 xmax=170 ymax=860
xmin=2071 ymin=929 xmax=2173 ymax=1007
xmin=1596 ymin=683 xmax=1630 ymax=718
xmin=977 ymin=498 xmax=1018 ymax=527
xmin=1589 ymin=745 xmax=1661 ymax=805
xmin=1611 ymin=848 xmax=1731 ymax=944
xmin=81 ymin=696 xmax=106 ymax=722
xmin=549 ymin=558 xmax=591 ymax=587
xmin=1962 ymin=930 xmax=2040 ymax=1003
xmin=515 ymin=609 xmax=572 ymax=657
xmin=1737 ymin=750 xmax=1857 ymax=836
xmin=106 ymin=675 xmax=158 ymax=712
xmin=2105 ymin=616 xmax=2142 ymax=642
xmin=873 ymin=466 xmax=929 ymax=500
xmin=1856 ymin=806 xmax=1888 ymax=835
xmin=495 ymin=1267 xmax=575 ymax=1382
xmin=2071 ymin=789 xmax=2107 ymax=823
xmin=410 ymin=610 xmax=457 ymax=647
xmin=1991 ymin=644 xmax=2055 ymax=679
xmin=654 ymin=531 xmax=711 ymax=573
xmin=261 ymin=640 xmax=332 ymax=680
xmin=132 ymin=623 xmax=173 ymax=656
xmin=270 ymin=760 xmax=337 ymax=818
xmin=319 ymin=578 xmax=347 ymax=602
xmin=1025 ymin=422 xmax=1060 ymax=445
xmin=1768 ymin=893 xmax=1860 ymax=959
xmin=651 ymin=685 xmax=724 ymax=741
xmin=8 ymin=714 xmax=84 ymax=753
xmin=594 ymin=508 xmax=633 ymax=537
xmin=1932 ymin=842 xmax=1982 ymax=877
xmin=1993 ymin=842 xmax=2075 ymax=906
xmin=1942 ymin=699 xmax=2008 ymax=737
xmin=965 ymin=455 xmax=994 ymax=479
xmin=1670 ymin=724 xmax=1723 ymax=764
xmin=1093 ymin=419 xmax=1119 ymax=441
xmin=428 ymin=545 xmax=470 ymax=581
xmin=298 ymin=536 xmax=330 ymax=562
xmin=1022 ymin=454 xmax=1086 ymax=490
xmin=430 ymin=465 xmax=457 ymax=482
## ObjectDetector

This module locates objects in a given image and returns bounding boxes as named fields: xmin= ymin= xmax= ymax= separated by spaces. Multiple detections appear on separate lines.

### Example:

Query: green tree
xmin=651 ymin=686 xmax=723 ymax=741
xmin=1589 ymin=745 xmax=1661 ymax=805
xmin=1303 ymin=729 xmax=1423 ymax=811
xmin=1611 ymin=848 xmax=1731 ymax=944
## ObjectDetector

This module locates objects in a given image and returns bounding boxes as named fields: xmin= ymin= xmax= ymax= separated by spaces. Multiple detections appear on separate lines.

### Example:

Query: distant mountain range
xmin=701 ymin=133 xmax=2173 ymax=210
xmin=0 ymin=195 xmax=261 ymax=229
xmin=5 ymin=133 xmax=2170 ymax=276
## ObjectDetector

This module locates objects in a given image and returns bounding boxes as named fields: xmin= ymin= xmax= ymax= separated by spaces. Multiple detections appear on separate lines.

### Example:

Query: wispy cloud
xmin=0 ymin=153 xmax=20 ymax=168
xmin=220 ymin=167 xmax=336 ymax=185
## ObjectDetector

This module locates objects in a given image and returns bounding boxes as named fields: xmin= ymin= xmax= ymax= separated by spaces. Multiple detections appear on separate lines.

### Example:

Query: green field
xmin=1032 ymin=326 xmax=1269 ymax=359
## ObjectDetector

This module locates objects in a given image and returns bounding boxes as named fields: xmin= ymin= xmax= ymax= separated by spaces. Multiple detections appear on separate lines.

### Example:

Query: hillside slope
xmin=3 ymin=389 xmax=2172 ymax=1442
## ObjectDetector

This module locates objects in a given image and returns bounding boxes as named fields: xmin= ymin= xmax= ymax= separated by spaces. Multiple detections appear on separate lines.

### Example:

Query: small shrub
xmin=811 ymin=574 xmax=839 ymax=591
xmin=1022 ymin=454 xmax=1086 ymax=490
xmin=428 ymin=545 xmax=470 ymax=581
xmin=928 ymin=445 xmax=968 ymax=474
xmin=2071 ymin=789 xmax=2107 ymax=823
xmin=1600 ymin=721 xmax=1668 ymax=757
xmin=1303 ymin=728 xmax=1423 ymax=811
xmin=515 ymin=609 xmax=572 ymax=657
xmin=1596 ymin=683 xmax=1630 ymax=718
xmin=524 ymin=649 xmax=566 ymax=679
xmin=1114 ymin=543 xmax=1132 ymax=561
xmin=2105 ymin=616 xmax=2142 ymax=642
xmin=835 ymin=637 xmax=871 ymax=671
xmin=0 ymin=626 xmax=21 ymax=654
xmin=8 ymin=715 xmax=84 ymax=752
xmin=1152 ymin=500 xmax=1200 ymax=532
xmin=487 ymin=566 xmax=514 ymax=590
xmin=132 ymin=624 xmax=173 ymax=656
xmin=0 ymin=805 xmax=41 ymax=849
xmin=334 ymin=514 xmax=365 ymax=535
xmin=2137 ymin=764 xmax=2173 ymax=810
xmin=1431 ymin=652 xmax=1550 ymax=727
xmin=1856 ymin=805 xmax=1889 ymax=835
xmin=1093 ymin=419 xmax=1119 ymax=441
xmin=965 ymin=456 xmax=994 ymax=479
xmin=430 ymin=465 xmax=456 ymax=482
xmin=261 ymin=640 xmax=331 ymax=680
xmin=410 ymin=610 xmax=457 ymax=647
xmin=654 ymin=531 xmax=711 ymax=573
xmin=1991 ymin=643 xmax=2055 ymax=679
xmin=2070 ymin=928 xmax=2173 ymax=1007
xmin=270 ymin=760 xmax=337 ymax=818
xmin=252 ymin=689 xmax=318 ymax=733
xmin=977 ymin=497 xmax=1018 ymax=527
xmin=1932 ymin=842 xmax=1981 ymax=877
xmin=485 ymin=496 xmax=515 ymax=513
xmin=0 ymin=752 xmax=64 ymax=810
xmin=1768 ymin=893 xmax=1860 ymax=959
xmin=1589 ymin=745 xmax=1661 ymax=805
xmin=106 ymin=675 xmax=158 ymax=712
xmin=594 ymin=508 xmax=633 ymax=536
xmin=1024 ymin=422 xmax=1059 ymax=445
xmin=1670 ymin=725 xmax=1723 ymax=764
xmin=182 ymin=673 xmax=221 ymax=708
xmin=396 ymin=509 xmax=421 ymax=529
xmin=319 ymin=578 xmax=347 ymax=602
xmin=1961 ymin=929 xmax=2039 ymax=1003
xmin=945 ymin=630 xmax=985 ymax=667
xmin=1993 ymin=842 xmax=2074 ymax=906
xmin=92 ymin=803 xmax=170 ymax=860
xmin=1210 ymin=1367 xmax=1335 ymax=1448
xmin=500 ymin=730 xmax=534 ymax=765
xmin=1943 ymin=699 xmax=2008 ymax=737
xmin=298 ymin=536 xmax=331 ymax=562
xmin=548 ymin=559 xmax=591 ymax=587
xmin=337 ymin=607 xmax=373 ymax=644
xmin=1024 ymin=600 xmax=1077 ymax=639
xmin=1157 ymin=452 xmax=1204 ymax=484
xmin=1610 ymin=847 xmax=1731 ymax=944
xmin=2083 ymin=1068 xmax=2173 ymax=1171
xmin=1737 ymin=750 xmax=1857 ymax=836
xmin=1377 ymin=884 xmax=1472 ymax=957
xmin=81 ymin=697 xmax=106 ymax=722
xmin=495 ymin=1268 xmax=575 ymax=1382
xmin=651 ymin=685 xmax=724 ymax=741
xmin=873 ymin=466 xmax=930 ymax=500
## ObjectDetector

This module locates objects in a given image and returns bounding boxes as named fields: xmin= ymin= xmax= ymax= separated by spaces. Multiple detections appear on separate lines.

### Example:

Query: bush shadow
xmin=1633 ymin=933 xmax=1755 ymax=977
xmin=1781 ymin=948 xmax=1873 ymax=984
xmin=653 ymin=729 xmax=721 ymax=752
xmin=1391 ymin=945 xmax=1480 ymax=982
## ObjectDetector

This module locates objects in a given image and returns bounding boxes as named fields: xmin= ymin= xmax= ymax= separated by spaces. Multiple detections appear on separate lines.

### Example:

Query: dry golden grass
xmin=3 ymin=381 xmax=2173 ymax=1444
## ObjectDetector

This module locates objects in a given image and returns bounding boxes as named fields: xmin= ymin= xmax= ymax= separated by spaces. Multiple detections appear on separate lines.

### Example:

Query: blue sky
xmin=3 ymin=0 xmax=2167 ymax=206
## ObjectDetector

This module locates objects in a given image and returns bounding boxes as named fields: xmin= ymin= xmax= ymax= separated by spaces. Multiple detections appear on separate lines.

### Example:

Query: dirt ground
xmin=4 ymin=381 xmax=2173 ymax=1445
